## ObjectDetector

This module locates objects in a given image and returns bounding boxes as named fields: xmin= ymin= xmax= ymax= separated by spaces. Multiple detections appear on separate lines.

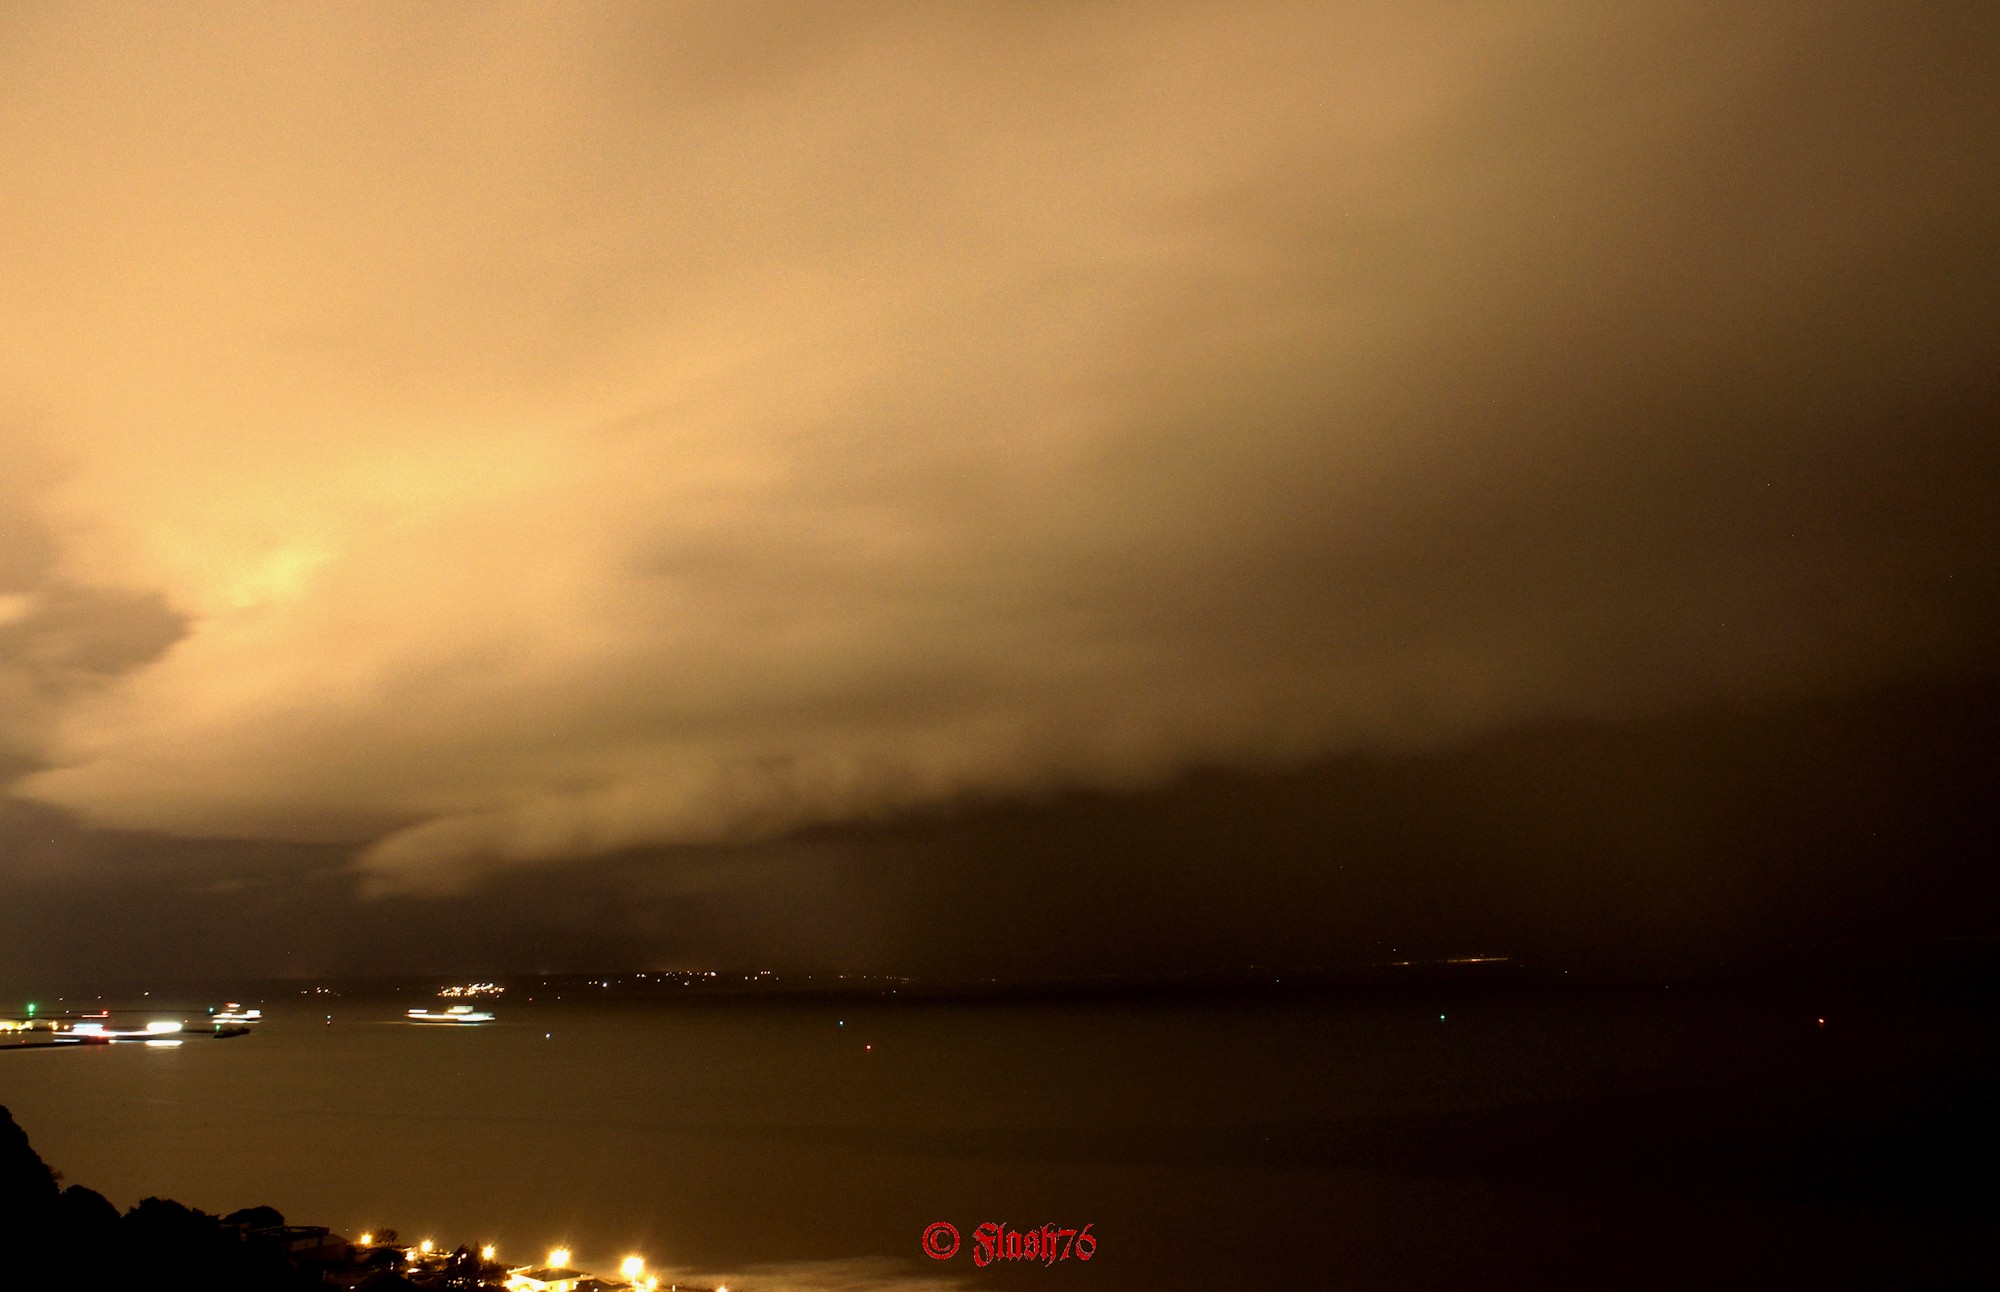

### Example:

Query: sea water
xmin=2 ymin=990 xmax=1992 ymax=1290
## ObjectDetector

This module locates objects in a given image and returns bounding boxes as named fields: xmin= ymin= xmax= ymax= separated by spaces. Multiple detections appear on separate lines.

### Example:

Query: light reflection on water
xmin=0 ymin=992 xmax=1960 ymax=1289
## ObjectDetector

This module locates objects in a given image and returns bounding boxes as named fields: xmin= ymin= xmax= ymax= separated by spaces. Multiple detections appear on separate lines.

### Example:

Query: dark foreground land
xmin=0 ymin=1105 xmax=513 ymax=1292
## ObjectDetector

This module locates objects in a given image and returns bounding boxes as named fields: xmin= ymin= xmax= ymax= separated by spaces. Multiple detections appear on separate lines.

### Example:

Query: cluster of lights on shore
xmin=355 ymin=1232 xmax=721 ymax=1292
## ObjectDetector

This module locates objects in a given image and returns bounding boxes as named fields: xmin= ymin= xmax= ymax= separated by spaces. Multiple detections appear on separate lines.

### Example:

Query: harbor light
xmin=550 ymin=1247 xmax=572 ymax=1268
xmin=621 ymin=1255 xmax=645 ymax=1278
xmin=359 ymin=1233 xmax=374 ymax=1246
xmin=419 ymin=1239 xmax=433 ymax=1254
xmin=481 ymin=1244 xmax=496 ymax=1261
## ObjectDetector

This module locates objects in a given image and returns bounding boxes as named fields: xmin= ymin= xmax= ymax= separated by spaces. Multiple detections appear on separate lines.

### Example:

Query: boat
xmin=406 ymin=1005 xmax=495 ymax=1024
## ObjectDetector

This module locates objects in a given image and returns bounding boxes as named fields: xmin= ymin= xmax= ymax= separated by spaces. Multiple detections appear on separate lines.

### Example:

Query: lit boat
xmin=406 ymin=1005 xmax=495 ymax=1024
xmin=213 ymin=1004 xmax=262 ymax=1024
xmin=66 ymin=1020 xmax=187 ymax=1043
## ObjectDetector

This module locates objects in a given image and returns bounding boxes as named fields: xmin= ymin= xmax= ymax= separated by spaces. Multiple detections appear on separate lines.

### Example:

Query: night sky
xmin=1 ymin=3 xmax=1995 ymax=989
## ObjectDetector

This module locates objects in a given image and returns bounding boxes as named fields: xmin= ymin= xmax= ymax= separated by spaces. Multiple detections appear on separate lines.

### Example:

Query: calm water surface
xmin=2 ymin=991 xmax=1992 ymax=1290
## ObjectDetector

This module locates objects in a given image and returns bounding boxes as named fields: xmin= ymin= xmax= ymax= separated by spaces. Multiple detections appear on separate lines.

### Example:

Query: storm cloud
xmin=2 ymin=2 xmax=1994 ymax=893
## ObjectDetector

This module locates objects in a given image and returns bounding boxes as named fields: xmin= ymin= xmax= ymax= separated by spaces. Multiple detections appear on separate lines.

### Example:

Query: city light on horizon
xmin=0 ymin=5 xmax=1993 ymax=1290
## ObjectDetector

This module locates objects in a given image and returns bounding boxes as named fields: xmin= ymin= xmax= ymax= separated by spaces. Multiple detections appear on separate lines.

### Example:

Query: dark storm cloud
xmin=0 ymin=446 xmax=188 ymax=784
xmin=0 ymin=2 xmax=1990 ymax=897
xmin=0 ymin=585 xmax=185 ymax=678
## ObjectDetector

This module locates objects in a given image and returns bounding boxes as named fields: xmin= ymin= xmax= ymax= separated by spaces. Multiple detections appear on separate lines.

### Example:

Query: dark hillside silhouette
xmin=0 ymin=1104 xmax=397 ymax=1289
